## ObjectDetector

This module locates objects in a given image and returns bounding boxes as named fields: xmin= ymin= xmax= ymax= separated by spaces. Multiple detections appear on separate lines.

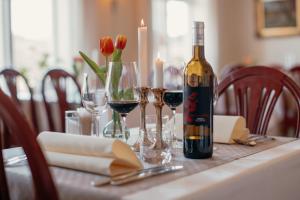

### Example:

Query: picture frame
xmin=256 ymin=0 xmax=300 ymax=37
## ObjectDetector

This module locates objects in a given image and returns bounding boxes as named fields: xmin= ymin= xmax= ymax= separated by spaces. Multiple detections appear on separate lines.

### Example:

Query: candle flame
xmin=157 ymin=52 xmax=160 ymax=59
xmin=141 ymin=19 xmax=145 ymax=27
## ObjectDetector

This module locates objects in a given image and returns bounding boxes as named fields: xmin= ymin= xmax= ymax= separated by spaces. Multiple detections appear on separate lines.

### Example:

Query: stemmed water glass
xmin=213 ymin=73 xmax=219 ymax=151
xmin=106 ymin=61 xmax=139 ymax=143
xmin=163 ymin=63 xmax=184 ymax=148
xmin=81 ymin=73 xmax=107 ymax=136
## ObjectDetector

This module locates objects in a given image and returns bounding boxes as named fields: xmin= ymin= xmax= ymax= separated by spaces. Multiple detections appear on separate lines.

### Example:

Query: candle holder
xmin=140 ymin=88 xmax=172 ymax=164
xmin=132 ymin=87 xmax=152 ymax=152
xmin=151 ymin=88 xmax=167 ymax=150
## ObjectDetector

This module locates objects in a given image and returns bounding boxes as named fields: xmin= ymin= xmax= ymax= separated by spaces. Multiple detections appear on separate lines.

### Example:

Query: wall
xmin=217 ymin=0 xmax=300 ymax=70
xmin=82 ymin=0 xmax=150 ymax=64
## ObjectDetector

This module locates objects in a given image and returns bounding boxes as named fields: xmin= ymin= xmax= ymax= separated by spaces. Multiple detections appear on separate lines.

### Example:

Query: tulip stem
xmin=105 ymin=56 xmax=109 ymax=71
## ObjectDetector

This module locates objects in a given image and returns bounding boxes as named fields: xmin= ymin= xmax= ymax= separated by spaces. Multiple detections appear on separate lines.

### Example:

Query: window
xmin=166 ymin=1 xmax=188 ymax=38
xmin=11 ymin=0 xmax=54 ymax=86
xmin=0 ymin=1 xmax=4 ymax=67
xmin=0 ymin=0 xmax=83 ymax=88
xmin=152 ymin=0 xmax=219 ymax=71
xmin=152 ymin=0 xmax=190 ymax=65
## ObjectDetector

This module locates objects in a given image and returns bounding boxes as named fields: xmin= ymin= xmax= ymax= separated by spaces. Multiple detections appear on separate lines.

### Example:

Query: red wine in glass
xmin=108 ymin=100 xmax=139 ymax=117
xmin=163 ymin=90 xmax=183 ymax=109
xmin=163 ymin=90 xmax=183 ymax=149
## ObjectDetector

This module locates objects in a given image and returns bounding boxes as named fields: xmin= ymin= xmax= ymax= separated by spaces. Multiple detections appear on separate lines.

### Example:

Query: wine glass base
xmin=131 ymin=130 xmax=153 ymax=152
xmin=172 ymin=139 xmax=183 ymax=148
xmin=141 ymin=148 xmax=172 ymax=165
xmin=150 ymin=140 xmax=168 ymax=150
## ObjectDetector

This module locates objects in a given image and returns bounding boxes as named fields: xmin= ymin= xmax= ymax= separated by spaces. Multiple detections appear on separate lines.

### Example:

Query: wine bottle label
xmin=184 ymin=85 xmax=213 ymax=127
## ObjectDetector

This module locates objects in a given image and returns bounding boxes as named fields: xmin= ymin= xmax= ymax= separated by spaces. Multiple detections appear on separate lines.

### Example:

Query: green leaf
xmin=110 ymin=49 xmax=123 ymax=101
xmin=111 ymin=61 xmax=122 ymax=92
xmin=123 ymin=88 xmax=134 ymax=100
xmin=112 ymin=49 xmax=122 ymax=62
xmin=79 ymin=51 xmax=106 ymax=85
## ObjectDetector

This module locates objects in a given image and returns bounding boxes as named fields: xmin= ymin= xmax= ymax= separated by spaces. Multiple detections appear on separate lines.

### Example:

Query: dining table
xmin=3 ymin=134 xmax=300 ymax=200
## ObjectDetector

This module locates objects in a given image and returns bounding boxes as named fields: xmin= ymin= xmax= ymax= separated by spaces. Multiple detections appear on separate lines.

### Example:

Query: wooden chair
xmin=280 ymin=66 xmax=300 ymax=135
xmin=218 ymin=66 xmax=300 ymax=137
xmin=220 ymin=64 xmax=245 ymax=80
xmin=0 ymin=69 xmax=38 ymax=148
xmin=290 ymin=66 xmax=300 ymax=81
xmin=41 ymin=69 xmax=81 ymax=132
xmin=0 ymin=69 xmax=38 ymax=132
xmin=217 ymin=65 xmax=245 ymax=115
xmin=0 ymin=89 xmax=58 ymax=200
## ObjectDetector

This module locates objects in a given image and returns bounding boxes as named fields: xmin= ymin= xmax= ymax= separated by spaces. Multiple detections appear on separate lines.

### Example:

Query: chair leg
xmin=0 ymin=134 xmax=10 ymax=200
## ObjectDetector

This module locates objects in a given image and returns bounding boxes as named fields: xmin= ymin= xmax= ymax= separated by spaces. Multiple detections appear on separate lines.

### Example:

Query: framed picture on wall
xmin=256 ymin=0 xmax=300 ymax=37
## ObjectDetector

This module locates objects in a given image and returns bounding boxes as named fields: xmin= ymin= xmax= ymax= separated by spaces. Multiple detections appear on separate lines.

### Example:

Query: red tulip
xmin=99 ymin=36 xmax=114 ymax=57
xmin=115 ymin=34 xmax=127 ymax=50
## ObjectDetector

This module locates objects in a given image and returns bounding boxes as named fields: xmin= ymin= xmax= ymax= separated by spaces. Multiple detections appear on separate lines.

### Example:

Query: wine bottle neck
xmin=192 ymin=21 xmax=205 ymax=60
xmin=193 ymin=45 xmax=205 ymax=59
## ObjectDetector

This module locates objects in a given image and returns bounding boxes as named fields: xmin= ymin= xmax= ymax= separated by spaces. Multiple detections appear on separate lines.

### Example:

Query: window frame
xmin=1 ymin=0 xmax=61 ymax=69
xmin=2 ymin=0 xmax=13 ymax=67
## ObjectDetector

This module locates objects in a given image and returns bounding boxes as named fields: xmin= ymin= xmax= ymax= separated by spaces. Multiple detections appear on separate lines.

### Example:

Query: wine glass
xmin=81 ymin=73 xmax=107 ymax=136
xmin=213 ymin=73 xmax=219 ymax=151
xmin=163 ymin=62 xmax=184 ymax=148
xmin=106 ymin=61 xmax=139 ymax=143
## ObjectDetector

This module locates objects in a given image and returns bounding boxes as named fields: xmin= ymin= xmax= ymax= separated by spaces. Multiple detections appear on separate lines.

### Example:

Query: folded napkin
xmin=37 ymin=132 xmax=143 ymax=176
xmin=172 ymin=114 xmax=249 ymax=144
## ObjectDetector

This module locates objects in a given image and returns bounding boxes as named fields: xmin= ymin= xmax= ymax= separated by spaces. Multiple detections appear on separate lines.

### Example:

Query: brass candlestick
xmin=132 ymin=87 xmax=152 ymax=152
xmin=151 ymin=88 xmax=167 ymax=150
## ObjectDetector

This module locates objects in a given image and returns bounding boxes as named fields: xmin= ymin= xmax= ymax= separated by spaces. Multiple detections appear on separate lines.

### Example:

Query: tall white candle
xmin=155 ymin=54 xmax=164 ymax=88
xmin=138 ymin=19 xmax=148 ymax=87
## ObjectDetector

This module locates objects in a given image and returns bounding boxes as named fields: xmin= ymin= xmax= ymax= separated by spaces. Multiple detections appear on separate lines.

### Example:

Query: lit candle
xmin=138 ymin=19 xmax=148 ymax=87
xmin=155 ymin=53 xmax=164 ymax=88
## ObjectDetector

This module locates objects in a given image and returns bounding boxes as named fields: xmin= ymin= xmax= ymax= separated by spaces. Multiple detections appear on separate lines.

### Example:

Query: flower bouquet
xmin=79 ymin=35 xmax=129 ymax=138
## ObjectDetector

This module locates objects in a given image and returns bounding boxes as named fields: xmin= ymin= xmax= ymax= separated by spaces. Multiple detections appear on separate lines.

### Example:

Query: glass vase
xmin=102 ymin=111 xmax=130 ymax=141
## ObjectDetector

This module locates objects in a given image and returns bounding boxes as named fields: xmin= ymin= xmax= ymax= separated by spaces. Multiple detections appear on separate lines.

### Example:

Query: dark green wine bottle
xmin=183 ymin=21 xmax=214 ymax=159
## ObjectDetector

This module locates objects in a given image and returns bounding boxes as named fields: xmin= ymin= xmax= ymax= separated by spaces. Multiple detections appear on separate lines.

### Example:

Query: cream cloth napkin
xmin=173 ymin=114 xmax=249 ymax=144
xmin=37 ymin=132 xmax=143 ymax=176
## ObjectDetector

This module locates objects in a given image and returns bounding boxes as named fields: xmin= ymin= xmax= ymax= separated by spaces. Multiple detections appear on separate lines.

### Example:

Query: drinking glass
xmin=81 ymin=73 xmax=107 ymax=136
xmin=213 ymin=73 xmax=219 ymax=151
xmin=140 ymin=115 xmax=172 ymax=165
xmin=163 ymin=62 xmax=184 ymax=148
xmin=106 ymin=61 xmax=139 ymax=143
xmin=65 ymin=110 xmax=81 ymax=135
xmin=213 ymin=73 xmax=219 ymax=106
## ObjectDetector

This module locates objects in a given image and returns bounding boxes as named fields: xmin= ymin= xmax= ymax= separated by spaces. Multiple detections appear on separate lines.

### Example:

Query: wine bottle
xmin=183 ymin=21 xmax=214 ymax=159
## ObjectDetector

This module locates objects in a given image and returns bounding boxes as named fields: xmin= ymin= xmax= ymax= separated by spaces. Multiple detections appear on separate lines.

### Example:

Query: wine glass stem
xmin=121 ymin=114 xmax=128 ymax=143
xmin=172 ymin=108 xmax=176 ymax=147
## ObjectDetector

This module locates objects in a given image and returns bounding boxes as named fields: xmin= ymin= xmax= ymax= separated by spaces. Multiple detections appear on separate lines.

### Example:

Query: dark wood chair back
xmin=0 ymin=90 xmax=58 ymax=200
xmin=280 ymin=65 xmax=300 ymax=135
xmin=41 ymin=69 xmax=81 ymax=132
xmin=218 ymin=66 xmax=300 ymax=137
xmin=218 ymin=65 xmax=245 ymax=115
xmin=0 ymin=69 xmax=38 ymax=132
xmin=291 ymin=66 xmax=300 ymax=82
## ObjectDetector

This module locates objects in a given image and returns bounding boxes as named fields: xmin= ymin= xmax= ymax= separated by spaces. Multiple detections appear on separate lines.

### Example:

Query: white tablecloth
xmin=4 ymin=139 xmax=300 ymax=200
xmin=125 ymin=140 xmax=300 ymax=200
